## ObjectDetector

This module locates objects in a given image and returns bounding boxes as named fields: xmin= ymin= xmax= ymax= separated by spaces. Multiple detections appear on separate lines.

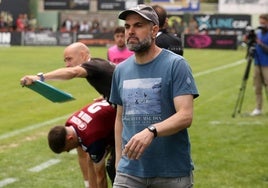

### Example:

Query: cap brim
xmin=118 ymin=10 xmax=152 ymax=23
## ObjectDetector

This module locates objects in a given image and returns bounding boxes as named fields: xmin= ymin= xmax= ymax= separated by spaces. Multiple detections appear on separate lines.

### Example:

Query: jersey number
xmin=87 ymin=100 xmax=110 ymax=114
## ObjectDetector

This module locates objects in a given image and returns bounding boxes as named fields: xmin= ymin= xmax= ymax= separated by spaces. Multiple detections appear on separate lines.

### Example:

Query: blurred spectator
xmin=0 ymin=15 xmax=8 ymax=31
xmin=0 ymin=11 xmax=13 ymax=31
xmin=79 ymin=20 xmax=90 ymax=33
xmin=215 ymin=28 xmax=222 ymax=35
xmin=22 ymin=13 xmax=29 ymax=30
xmin=16 ymin=14 xmax=25 ymax=31
xmin=170 ymin=18 xmax=183 ymax=35
xmin=62 ymin=17 xmax=72 ymax=32
xmin=91 ymin=18 xmax=100 ymax=33
xmin=72 ymin=20 xmax=79 ymax=32
xmin=7 ymin=12 xmax=13 ymax=30
xmin=185 ymin=17 xmax=198 ymax=34
xmin=199 ymin=28 xmax=208 ymax=35
xmin=176 ymin=20 xmax=186 ymax=35
xmin=28 ymin=15 xmax=37 ymax=31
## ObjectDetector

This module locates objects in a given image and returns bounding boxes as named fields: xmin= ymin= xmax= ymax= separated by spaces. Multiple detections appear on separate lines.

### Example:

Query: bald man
xmin=21 ymin=42 xmax=115 ymax=101
xmin=20 ymin=42 xmax=116 ymax=188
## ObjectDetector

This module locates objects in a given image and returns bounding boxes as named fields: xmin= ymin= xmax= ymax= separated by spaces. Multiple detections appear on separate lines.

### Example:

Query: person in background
xmin=152 ymin=4 xmax=184 ymax=56
xmin=110 ymin=4 xmax=199 ymax=188
xmin=107 ymin=26 xmax=134 ymax=64
xmin=0 ymin=15 xmax=8 ymax=31
xmin=79 ymin=20 xmax=90 ymax=33
xmin=16 ymin=14 xmax=25 ymax=31
xmin=20 ymin=42 xmax=116 ymax=188
xmin=28 ymin=15 xmax=37 ymax=31
xmin=185 ymin=17 xmax=199 ymax=35
xmin=62 ymin=17 xmax=72 ymax=32
xmin=250 ymin=13 xmax=268 ymax=116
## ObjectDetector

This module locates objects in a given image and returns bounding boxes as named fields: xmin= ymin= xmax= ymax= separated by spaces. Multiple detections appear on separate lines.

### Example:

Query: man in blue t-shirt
xmin=110 ymin=4 xmax=199 ymax=188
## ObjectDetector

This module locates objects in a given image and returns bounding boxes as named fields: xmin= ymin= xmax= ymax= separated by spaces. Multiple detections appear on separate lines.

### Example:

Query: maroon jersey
xmin=65 ymin=100 xmax=116 ymax=162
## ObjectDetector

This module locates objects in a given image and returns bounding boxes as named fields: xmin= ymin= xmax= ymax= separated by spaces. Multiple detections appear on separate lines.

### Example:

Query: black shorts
xmin=87 ymin=139 xmax=107 ymax=163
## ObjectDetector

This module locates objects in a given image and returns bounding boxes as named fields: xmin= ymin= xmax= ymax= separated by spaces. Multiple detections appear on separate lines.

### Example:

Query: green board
xmin=25 ymin=80 xmax=75 ymax=103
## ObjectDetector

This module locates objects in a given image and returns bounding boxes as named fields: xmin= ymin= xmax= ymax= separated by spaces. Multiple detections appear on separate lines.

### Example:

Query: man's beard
xmin=126 ymin=36 xmax=152 ymax=53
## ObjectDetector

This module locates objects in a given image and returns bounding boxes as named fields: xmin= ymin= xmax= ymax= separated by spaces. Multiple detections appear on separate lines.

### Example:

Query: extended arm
xmin=20 ymin=66 xmax=87 ymax=86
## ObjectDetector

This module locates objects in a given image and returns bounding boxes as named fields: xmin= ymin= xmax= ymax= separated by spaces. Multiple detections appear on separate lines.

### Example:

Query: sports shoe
xmin=250 ymin=108 xmax=262 ymax=116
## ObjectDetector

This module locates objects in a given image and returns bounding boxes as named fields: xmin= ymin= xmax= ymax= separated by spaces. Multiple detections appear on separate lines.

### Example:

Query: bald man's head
xmin=63 ymin=42 xmax=91 ymax=67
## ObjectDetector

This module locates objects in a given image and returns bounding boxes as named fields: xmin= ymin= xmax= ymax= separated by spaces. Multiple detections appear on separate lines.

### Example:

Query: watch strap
xmin=147 ymin=125 xmax=157 ymax=138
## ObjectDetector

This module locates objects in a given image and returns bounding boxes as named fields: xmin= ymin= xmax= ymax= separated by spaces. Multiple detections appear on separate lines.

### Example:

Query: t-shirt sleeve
xmin=172 ymin=59 xmax=199 ymax=99
xmin=109 ymin=67 xmax=122 ymax=105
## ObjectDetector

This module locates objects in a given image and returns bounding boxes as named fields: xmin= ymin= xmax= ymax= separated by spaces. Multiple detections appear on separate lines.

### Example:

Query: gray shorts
xmin=113 ymin=171 xmax=194 ymax=188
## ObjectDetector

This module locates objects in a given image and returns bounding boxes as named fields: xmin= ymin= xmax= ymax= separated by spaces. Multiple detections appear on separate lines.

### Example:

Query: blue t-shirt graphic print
xmin=123 ymin=78 xmax=161 ymax=115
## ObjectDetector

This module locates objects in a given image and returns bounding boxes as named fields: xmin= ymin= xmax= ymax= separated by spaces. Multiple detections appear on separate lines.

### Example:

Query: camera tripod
xmin=232 ymin=46 xmax=255 ymax=118
xmin=232 ymin=46 xmax=268 ymax=118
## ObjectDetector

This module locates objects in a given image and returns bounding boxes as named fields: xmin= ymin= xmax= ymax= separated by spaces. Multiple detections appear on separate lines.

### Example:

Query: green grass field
xmin=0 ymin=46 xmax=267 ymax=188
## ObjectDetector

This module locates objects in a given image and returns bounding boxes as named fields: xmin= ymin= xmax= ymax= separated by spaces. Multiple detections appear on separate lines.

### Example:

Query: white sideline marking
xmin=28 ymin=159 xmax=61 ymax=172
xmin=0 ymin=115 xmax=69 ymax=140
xmin=210 ymin=120 xmax=263 ymax=125
xmin=0 ymin=178 xmax=17 ymax=187
xmin=0 ymin=59 xmax=245 ymax=141
xmin=193 ymin=59 xmax=245 ymax=78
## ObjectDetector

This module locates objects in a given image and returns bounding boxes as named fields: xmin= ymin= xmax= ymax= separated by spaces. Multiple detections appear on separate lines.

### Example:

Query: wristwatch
xmin=147 ymin=125 xmax=157 ymax=138
xmin=37 ymin=72 xmax=45 ymax=82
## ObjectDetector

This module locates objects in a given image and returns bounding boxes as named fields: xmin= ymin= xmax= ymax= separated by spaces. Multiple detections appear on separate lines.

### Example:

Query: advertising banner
xmin=44 ymin=0 xmax=90 ymax=10
xmin=57 ymin=32 xmax=74 ymax=46
xmin=23 ymin=32 xmax=58 ymax=46
xmin=11 ymin=32 xmax=22 ymax=45
xmin=1 ymin=31 xmax=114 ymax=46
xmin=184 ymin=34 xmax=237 ymax=50
xmin=0 ymin=32 xmax=21 ymax=46
xmin=1 ymin=31 xmax=237 ymax=49
xmin=77 ymin=32 xmax=113 ymax=46
xmin=22 ymin=31 xmax=75 ymax=46
xmin=98 ymin=0 xmax=144 ymax=10
xmin=0 ymin=32 xmax=11 ymax=46
xmin=193 ymin=14 xmax=251 ymax=32
xmin=219 ymin=0 xmax=268 ymax=14
xmin=151 ymin=0 xmax=200 ymax=12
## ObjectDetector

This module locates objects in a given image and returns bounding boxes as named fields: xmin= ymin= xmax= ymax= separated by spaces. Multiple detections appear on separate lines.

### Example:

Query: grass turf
xmin=0 ymin=46 xmax=267 ymax=187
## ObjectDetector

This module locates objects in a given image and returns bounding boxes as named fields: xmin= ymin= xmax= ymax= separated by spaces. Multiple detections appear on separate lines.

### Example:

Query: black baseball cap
xmin=118 ymin=4 xmax=159 ymax=26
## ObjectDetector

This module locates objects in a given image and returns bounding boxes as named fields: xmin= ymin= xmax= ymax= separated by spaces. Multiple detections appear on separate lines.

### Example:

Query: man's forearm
xmin=43 ymin=68 xmax=80 ymax=80
xmin=258 ymin=42 xmax=268 ymax=53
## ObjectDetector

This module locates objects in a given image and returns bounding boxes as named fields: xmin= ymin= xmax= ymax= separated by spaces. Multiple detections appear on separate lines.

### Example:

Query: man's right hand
xmin=20 ymin=75 xmax=39 ymax=86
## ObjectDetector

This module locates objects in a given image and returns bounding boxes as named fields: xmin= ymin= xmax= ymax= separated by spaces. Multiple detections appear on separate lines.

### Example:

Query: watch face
xmin=147 ymin=125 xmax=157 ymax=138
xmin=149 ymin=126 xmax=155 ymax=131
